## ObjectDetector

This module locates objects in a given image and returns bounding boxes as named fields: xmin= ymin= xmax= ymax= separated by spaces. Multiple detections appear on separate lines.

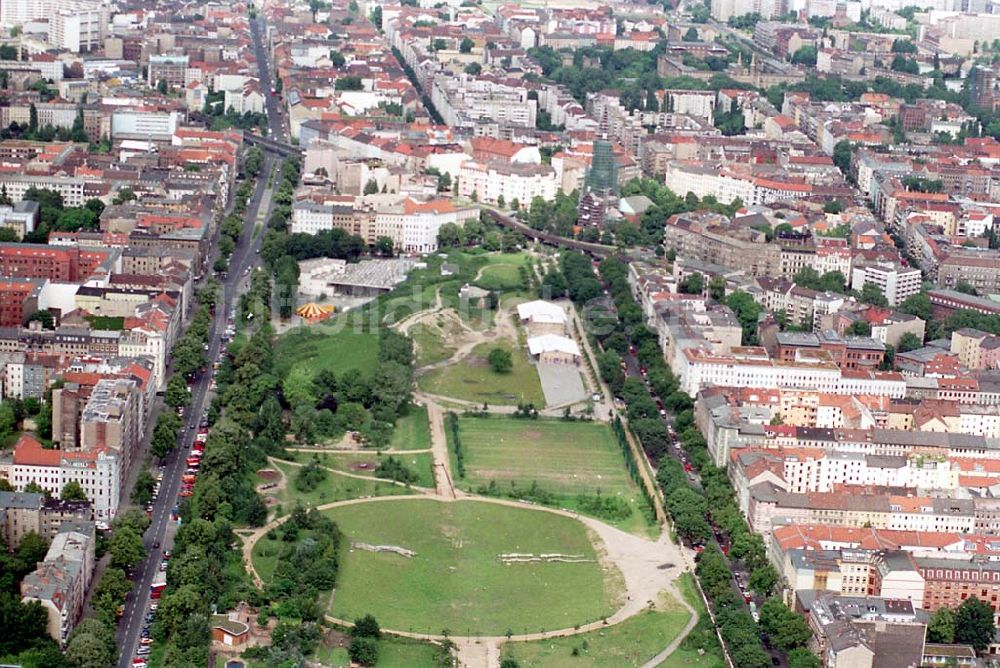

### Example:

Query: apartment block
xmin=20 ymin=520 xmax=95 ymax=645
xmin=951 ymin=329 xmax=1000 ymax=371
xmin=8 ymin=434 xmax=120 ymax=521
xmin=458 ymin=159 xmax=558 ymax=206
xmin=748 ymin=485 xmax=975 ymax=537
xmin=80 ymin=378 xmax=140 ymax=479
xmin=850 ymin=262 xmax=922 ymax=307
xmin=0 ymin=491 xmax=91 ymax=549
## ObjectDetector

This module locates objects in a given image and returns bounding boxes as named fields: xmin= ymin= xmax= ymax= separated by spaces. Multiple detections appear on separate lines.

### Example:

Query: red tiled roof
xmin=13 ymin=433 xmax=60 ymax=467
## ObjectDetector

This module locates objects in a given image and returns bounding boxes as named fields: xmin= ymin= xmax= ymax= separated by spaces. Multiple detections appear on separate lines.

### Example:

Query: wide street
xmin=115 ymin=18 xmax=287 ymax=665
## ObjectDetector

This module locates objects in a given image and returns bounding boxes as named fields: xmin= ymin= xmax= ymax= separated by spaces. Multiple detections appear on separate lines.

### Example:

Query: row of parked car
xmin=180 ymin=422 xmax=207 ymax=498
xmin=131 ymin=549 xmax=171 ymax=668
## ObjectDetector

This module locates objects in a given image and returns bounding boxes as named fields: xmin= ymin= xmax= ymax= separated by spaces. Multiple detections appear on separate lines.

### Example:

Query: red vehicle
xmin=186 ymin=457 xmax=201 ymax=467
xmin=179 ymin=489 xmax=193 ymax=498
xmin=721 ymin=544 xmax=730 ymax=556
xmin=743 ymin=592 xmax=752 ymax=604
xmin=182 ymin=475 xmax=196 ymax=484
xmin=150 ymin=574 xmax=167 ymax=599
xmin=683 ymin=462 xmax=694 ymax=473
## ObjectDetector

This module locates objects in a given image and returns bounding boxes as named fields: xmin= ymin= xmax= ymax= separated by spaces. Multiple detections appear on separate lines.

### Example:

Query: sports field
xmin=418 ymin=342 xmax=545 ymax=406
xmin=321 ymin=499 xmax=624 ymax=635
xmin=448 ymin=416 xmax=651 ymax=533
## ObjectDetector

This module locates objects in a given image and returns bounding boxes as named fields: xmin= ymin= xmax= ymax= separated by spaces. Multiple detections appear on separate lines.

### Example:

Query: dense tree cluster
xmin=900 ymin=290 xmax=1000 ymax=342
xmin=0 ymin=530 xmax=65 ymax=668
xmin=265 ymin=505 xmax=342 ymax=617
xmin=13 ymin=188 xmax=105 ymax=243
xmin=151 ymin=410 xmax=182 ymax=460
xmin=275 ymin=327 xmax=414 ymax=448
xmin=170 ymin=305 xmax=212 ymax=379
xmin=620 ymin=178 xmax=743 ymax=248
xmin=294 ymin=459 xmax=328 ymax=492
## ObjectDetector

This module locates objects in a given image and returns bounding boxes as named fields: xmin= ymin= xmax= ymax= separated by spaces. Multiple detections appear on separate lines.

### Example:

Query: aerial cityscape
xmin=1 ymin=0 xmax=1000 ymax=666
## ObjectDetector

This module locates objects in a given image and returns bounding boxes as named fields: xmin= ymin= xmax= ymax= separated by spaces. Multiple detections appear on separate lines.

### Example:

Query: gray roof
xmin=0 ymin=491 xmax=44 ymax=510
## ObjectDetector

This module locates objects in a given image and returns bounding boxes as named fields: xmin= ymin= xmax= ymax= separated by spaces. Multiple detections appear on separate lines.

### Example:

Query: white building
xmin=221 ymin=78 xmax=266 ymax=115
xmin=9 ymin=434 xmax=121 ymax=521
xmin=850 ymin=262 xmax=922 ymax=306
xmin=111 ymin=110 xmax=181 ymax=142
xmin=0 ymin=0 xmax=108 ymax=51
xmin=431 ymin=74 xmax=537 ymax=131
xmin=675 ymin=347 xmax=907 ymax=398
xmin=118 ymin=325 xmax=167 ymax=391
xmin=458 ymin=159 xmax=558 ymax=206
xmin=291 ymin=200 xmax=349 ymax=236
xmin=49 ymin=5 xmax=107 ymax=52
xmin=373 ymin=198 xmax=478 ymax=254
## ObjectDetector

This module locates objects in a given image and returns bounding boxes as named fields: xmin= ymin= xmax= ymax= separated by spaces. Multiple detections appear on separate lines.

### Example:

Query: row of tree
xmin=588 ymin=256 xmax=803 ymax=667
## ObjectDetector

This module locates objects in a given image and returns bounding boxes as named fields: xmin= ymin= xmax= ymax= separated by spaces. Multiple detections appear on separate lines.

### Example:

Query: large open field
xmin=501 ymin=578 xmax=695 ymax=667
xmin=449 ymin=416 xmax=652 ymax=534
xmin=418 ymin=341 xmax=544 ymax=406
xmin=318 ymin=499 xmax=624 ymax=636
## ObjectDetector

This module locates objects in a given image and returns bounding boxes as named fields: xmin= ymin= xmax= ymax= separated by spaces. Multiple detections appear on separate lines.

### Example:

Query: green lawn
xmin=475 ymin=263 xmax=527 ymax=292
xmin=409 ymin=322 xmax=455 ymax=367
xmin=501 ymin=583 xmax=693 ymax=667
xmin=375 ymin=637 xmax=446 ymax=667
xmin=265 ymin=459 xmax=413 ymax=514
xmin=312 ymin=451 xmax=435 ymax=489
xmin=274 ymin=327 xmax=380 ymax=381
xmin=660 ymin=574 xmax=726 ymax=668
xmin=321 ymin=499 xmax=623 ymax=636
xmin=449 ymin=416 xmax=653 ymax=534
xmin=418 ymin=341 xmax=544 ymax=406
xmin=85 ymin=315 xmax=125 ymax=330
xmin=390 ymin=405 xmax=431 ymax=450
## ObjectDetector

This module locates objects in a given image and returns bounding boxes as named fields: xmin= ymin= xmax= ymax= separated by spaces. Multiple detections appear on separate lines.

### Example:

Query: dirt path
xmin=284 ymin=446 xmax=433 ymax=456
xmin=267 ymin=456 xmax=434 ymax=494
xmin=419 ymin=396 xmax=460 ymax=499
